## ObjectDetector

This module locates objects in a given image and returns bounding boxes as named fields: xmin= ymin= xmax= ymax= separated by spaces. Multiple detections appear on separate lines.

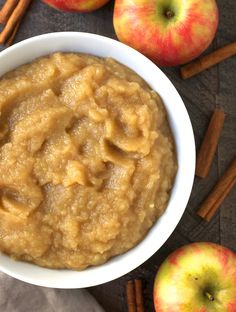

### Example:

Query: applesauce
xmin=0 ymin=53 xmax=177 ymax=270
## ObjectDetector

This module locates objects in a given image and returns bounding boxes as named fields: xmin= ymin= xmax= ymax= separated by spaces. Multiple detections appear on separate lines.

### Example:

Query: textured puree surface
xmin=0 ymin=53 xmax=177 ymax=269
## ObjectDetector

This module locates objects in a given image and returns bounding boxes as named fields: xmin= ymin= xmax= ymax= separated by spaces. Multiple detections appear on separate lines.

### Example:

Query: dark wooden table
xmin=0 ymin=1 xmax=235 ymax=311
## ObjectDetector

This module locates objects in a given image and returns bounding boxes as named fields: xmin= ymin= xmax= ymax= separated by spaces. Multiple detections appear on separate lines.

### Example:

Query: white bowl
xmin=0 ymin=32 xmax=195 ymax=288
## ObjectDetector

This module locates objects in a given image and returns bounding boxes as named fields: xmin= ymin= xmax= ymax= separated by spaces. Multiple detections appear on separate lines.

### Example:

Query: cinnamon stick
xmin=126 ymin=280 xmax=137 ymax=312
xmin=196 ymin=110 xmax=226 ymax=178
xmin=197 ymin=158 xmax=236 ymax=221
xmin=6 ymin=19 xmax=20 ymax=46
xmin=0 ymin=0 xmax=19 ymax=24
xmin=134 ymin=279 xmax=144 ymax=312
xmin=0 ymin=0 xmax=32 ymax=44
xmin=180 ymin=41 xmax=236 ymax=79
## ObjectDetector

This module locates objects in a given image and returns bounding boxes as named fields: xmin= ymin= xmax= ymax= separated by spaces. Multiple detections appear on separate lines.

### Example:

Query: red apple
xmin=113 ymin=0 xmax=219 ymax=66
xmin=153 ymin=242 xmax=236 ymax=312
xmin=43 ymin=0 xmax=110 ymax=13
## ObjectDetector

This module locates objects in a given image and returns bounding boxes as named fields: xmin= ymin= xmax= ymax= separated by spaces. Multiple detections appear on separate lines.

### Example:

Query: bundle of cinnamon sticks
xmin=126 ymin=279 xmax=145 ymax=312
xmin=193 ymin=107 xmax=235 ymax=222
xmin=0 ymin=0 xmax=32 ymax=46
xmin=197 ymin=157 xmax=236 ymax=221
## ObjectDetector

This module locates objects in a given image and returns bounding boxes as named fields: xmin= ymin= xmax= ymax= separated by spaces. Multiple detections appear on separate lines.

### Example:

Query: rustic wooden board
xmin=0 ymin=0 xmax=235 ymax=311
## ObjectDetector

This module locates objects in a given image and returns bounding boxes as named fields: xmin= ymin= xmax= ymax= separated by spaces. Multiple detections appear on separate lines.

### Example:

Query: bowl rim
xmin=0 ymin=32 xmax=196 ymax=288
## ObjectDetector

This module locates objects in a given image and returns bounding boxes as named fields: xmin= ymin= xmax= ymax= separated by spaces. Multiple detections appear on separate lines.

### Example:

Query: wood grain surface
xmin=0 ymin=1 xmax=235 ymax=311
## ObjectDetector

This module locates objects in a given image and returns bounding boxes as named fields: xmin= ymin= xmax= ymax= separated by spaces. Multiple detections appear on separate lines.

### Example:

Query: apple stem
xmin=205 ymin=292 xmax=214 ymax=301
xmin=164 ymin=10 xmax=175 ymax=19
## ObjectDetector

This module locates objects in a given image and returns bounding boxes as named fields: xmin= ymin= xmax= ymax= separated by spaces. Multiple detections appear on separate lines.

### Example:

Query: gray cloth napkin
xmin=0 ymin=272 xmax=105 ymax=312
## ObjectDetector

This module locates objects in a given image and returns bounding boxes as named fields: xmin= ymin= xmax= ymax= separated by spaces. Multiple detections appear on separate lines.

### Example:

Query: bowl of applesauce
xmin=0 ymin=32 xmax=195 ymax=288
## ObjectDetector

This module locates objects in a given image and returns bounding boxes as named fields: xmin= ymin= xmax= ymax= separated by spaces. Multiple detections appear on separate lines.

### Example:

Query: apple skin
xmin=43 ymin=0 xmax=110 ymax=13
xmin=113 ymin=0 xmax=219 ymax=66
xmin=153 ymin=242 xmax=236 ymax=312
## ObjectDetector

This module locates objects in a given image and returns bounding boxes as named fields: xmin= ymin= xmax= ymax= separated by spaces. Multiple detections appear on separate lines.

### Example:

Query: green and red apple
xmin=43 ymin=0 xmax=110 ymax=12
xmin=153 ymin=242 xmax=236 ymax=311
xmin=113 ymin=0 xmax=219 ymax=66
